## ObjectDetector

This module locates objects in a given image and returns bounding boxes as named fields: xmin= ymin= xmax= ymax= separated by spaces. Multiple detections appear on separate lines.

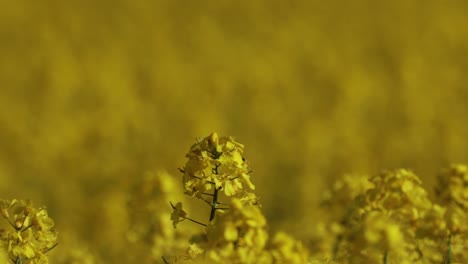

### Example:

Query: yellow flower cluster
xmin=182 ymin=133 xmax=255 ymax=198
xmin=127 ymin=134 xmax=467 ymax=264
xmin=203 ymin=198 xmax=270 ymax=263
xmin=269 ymin=231 xmax=310 ymax=264
xmin=127 ymin=171 xmax=190 ymax=262
xmin=0 ymin=199 xmax=58 ymax=264
xmin=346 ymin=211 xmax=408 ymax=264
xmin=321 ymin=174 xmax=374 ymax=219
xmin=357 ymin=169 xmax=432 ymax=222
xmin=435 ymin=164 xmax=468 ymax=262
xmin=315 ymin=167 xmax=468 ymax=264
xmin=435 ymin=164 xmax=468 ymax=234
xmin=173 ymin=198 xmax=309 ymax=264
xmin=169 ymin=133 xmax=309 ymax=264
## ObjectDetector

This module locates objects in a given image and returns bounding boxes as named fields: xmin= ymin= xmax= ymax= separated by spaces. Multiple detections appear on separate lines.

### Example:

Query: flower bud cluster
xmin=182 ymin=133 xmax=255 ymax=198
xmin=315 ymin=167 xmax=468 ymax=264
xmin=203 ymin=198 xmax=270 ymax=263
xmin=435 ymin=164 xmax=468 ymax=234
xmin=435 ymin=164 xmax=468 ymax=261
xmin=127 ymin=171 xmax=190 ymax=262
xmin=0 ymin=199 xmax=58 ymax=264
xmin=346 ymin=211 xmax=408 ymax=264
xmin=169 ymin=133 xmax=309 ymax=264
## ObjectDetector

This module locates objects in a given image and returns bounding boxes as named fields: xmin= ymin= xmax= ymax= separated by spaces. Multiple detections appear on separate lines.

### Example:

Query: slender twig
xmin=201 ymin=195 xmax=229 ymax=210
xmin=20 ymin=224 xmax=33 ymax=233
xmin=170 ymin=202 xmax=207 ymax=227
xmin=42 ymin=243 xmax=58 ymax=253
xmin=383 ymin=251 xmax=388 ymax=264
xmin=162 ymin=256 xmax=169 ymax=264
xmin=185 ymin=217 xmax=207 ymax=227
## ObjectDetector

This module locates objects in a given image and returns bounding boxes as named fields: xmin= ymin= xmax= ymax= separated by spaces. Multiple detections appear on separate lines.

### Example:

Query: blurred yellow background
xmin=1 ymin=0 xmax=468 ymax=262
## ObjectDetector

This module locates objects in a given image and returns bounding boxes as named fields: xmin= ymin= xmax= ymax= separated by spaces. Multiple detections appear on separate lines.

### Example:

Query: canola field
xmin=0 ymin=1 xmax=467 ymax=263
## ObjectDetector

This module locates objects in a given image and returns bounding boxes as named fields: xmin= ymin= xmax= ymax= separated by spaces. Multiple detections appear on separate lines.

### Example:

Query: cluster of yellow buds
xmin=132 ymin=133 xmax=467 ymax=263
xmin=316 ymin=167 xmax=468 ymax=264
xmin=355 ymin=169 xmax=432 ymax=223
xmin=203 ymin=198 xmax=270 ymax=263
xmin=435 ymin=164 xmax=468 ymax=262
xmin=127 ymin=171 xmax=190 ymax=262
xmin=0 ymin=199 xmax=58 ymax=264
xmin=182 ymin=133 xmax=255 ymax=198
xmin=169 ymin=133 xmax=309 ymax=264
xmin=346 ymin=211 xmax=408 ymax=264
xmin=435 ymin=164 xmax=468 ymax=234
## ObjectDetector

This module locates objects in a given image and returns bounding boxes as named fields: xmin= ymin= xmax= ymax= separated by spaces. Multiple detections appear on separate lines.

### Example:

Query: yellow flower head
xmin=204 ymin=199 xmax=268 ymax=263
xmin=0 ymin=199 xmax=58 ymax=264
xmin=182 ymin=133 xmax=255 ymax=198
xmin=346 ymin=211 xmax=409 ymax=264
xmin=359 ymin=169 xmax=432 ymax=223
xmin=269 ymin=231 xmax=310 ymax=264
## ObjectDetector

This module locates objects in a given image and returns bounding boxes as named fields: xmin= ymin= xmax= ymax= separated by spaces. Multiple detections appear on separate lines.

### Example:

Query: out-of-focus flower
xmin=435 ymin=164 xmax=468 ymax=262
xmin=171 ymin=202 xmax=188 ymax=228
xmin=269 ymin=231 xmax=310 ymax=264
xmin=326 ymin=169 xmax=441 ymax=263
xmin=354 ymin=169 xmax=432 ymax=226
xmin=347 ymin=211 xmax=409 ymax=264
xmin=321 ymin=174 xmax=374 ymax=208
xmin=180 ymin=198 xmax=269 ymax=264
xmin=435 ymin=164 xmax=468 ymax=234
xmin=127 ymin=171 xmax=191 ymax=263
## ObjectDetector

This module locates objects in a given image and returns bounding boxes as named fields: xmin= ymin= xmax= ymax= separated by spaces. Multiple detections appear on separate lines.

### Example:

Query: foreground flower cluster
xmin=127 ymin=133 xmax=467 ymax=264
xmin=0 ymin=199 xmax=58 ymax=264
xmin=167 ymin=133 xmax=309 ymax=263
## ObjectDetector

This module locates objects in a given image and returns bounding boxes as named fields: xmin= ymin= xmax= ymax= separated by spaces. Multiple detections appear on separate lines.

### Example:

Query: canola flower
xmin=126 ymin=133 xmax=467 ymax=264
xmin=181 ymin=133 xmax=255 ymax=199
xmin=316 ymin=167 xmax=468 ymax=264
xmin=168 ymin=133 xmax=309 ymax=264
xmin=127 ymin=171 xmax=192 ymax=263
xmin=0 ymin=199 xmax=58 ymax=264
xmin=435 ymin=164 xmax=468 ymax=263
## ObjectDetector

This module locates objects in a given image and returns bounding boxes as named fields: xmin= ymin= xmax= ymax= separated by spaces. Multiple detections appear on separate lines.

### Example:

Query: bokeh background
xmin=1 ymin=0 xmax=468 ymax=262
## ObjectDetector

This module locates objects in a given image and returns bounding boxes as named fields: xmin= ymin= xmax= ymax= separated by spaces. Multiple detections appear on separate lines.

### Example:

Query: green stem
xmin=185 ymin=217 xmax=207 ymax=227
xmin=383 ymin=251 xmax=388 ymax=264
xmin=208 ymin=162 xmax=221 ymax=222
xmin=209 ymin=187 xmax=220 ymax=221
xmin=444 ymin=234 xmax=452 ymax=264
xmin=332 ymin=234 xmax=343 ymax=260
